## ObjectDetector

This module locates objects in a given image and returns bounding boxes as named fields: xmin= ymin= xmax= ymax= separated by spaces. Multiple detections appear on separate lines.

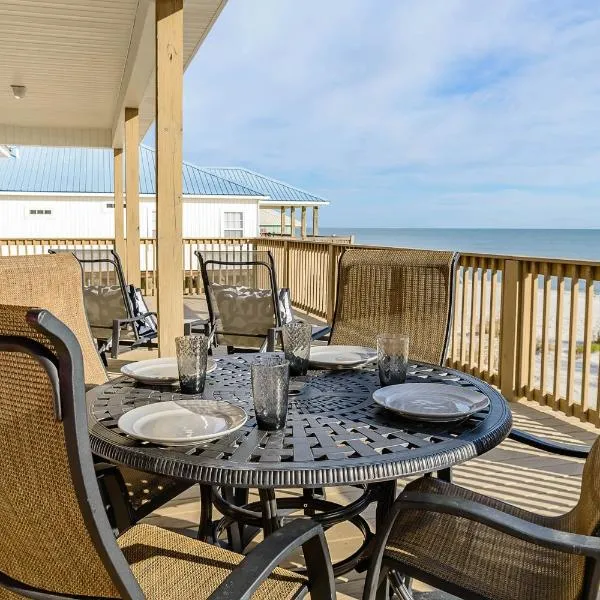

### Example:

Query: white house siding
xmin=0 ymin=194 xmax=260 ymax=239
xmin=0 ymin=194 xmax=115 ymax=238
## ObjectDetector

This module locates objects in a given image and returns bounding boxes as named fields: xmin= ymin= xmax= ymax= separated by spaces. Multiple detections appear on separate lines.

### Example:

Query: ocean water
xmin=318 ymin=228 xmax=600 ymax=261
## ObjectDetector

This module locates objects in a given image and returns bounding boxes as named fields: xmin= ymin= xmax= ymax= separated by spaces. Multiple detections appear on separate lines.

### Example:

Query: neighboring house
xmin=0 ymin=145 xmax=328 ymax=239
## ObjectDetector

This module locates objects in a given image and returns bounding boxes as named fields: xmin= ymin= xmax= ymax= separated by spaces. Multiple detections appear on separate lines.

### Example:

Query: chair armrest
xmin=509 ymin=428 xmax=591 ymax=458
xmin=311 ymin=325 xmax=331 ymax=340
xmin=208 ymin=519 xmax=335 ymax=600
xmin=115 ymin=312 xmax=157 ymax=326
xmin=395 ymin=491 xmax=600 ymax=557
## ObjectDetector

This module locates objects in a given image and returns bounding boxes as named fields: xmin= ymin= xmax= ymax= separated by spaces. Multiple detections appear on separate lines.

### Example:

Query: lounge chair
xmin=49 ymin=248 xmax=208 ymax=362
xmin=0 ymin=253 xmax=191 ymax=528
xmin=196 ymin=249 xmax=328 ymax=353
xmin=0 ymin=304 xmax=335 ymax=600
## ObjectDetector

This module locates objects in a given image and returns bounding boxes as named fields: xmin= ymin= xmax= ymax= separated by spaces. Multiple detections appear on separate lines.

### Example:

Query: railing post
xmin=326 ymin=244 xmax=337 ymax=323
xmin=500 ymin=259 xmax=520 ymax=401
xmin=283 ymin=240 xmax=290 ymax=287
xmin=517 ymin=262 xmax=534 ymax=397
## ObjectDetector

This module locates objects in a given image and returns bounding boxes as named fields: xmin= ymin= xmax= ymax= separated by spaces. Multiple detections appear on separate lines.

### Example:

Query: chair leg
xmin=389 ymin=570 xmax=414 ymax=600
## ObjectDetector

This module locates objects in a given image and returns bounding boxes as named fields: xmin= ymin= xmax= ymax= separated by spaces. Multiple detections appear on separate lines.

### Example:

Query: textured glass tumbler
xmin=175 ymin=335 xmax=209 ymax=394
xmin=377 ymin=335 xmax=409 ymax=387
xmin=251 ymin=355 xmax=290 ymax=430
xmin=282 ymin=320 xmax=312 ymax=376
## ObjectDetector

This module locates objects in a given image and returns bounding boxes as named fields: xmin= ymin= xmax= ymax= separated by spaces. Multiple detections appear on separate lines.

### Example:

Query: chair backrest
xmin=0 ymin=305 xmax=141 ymax=598
xmin=49 ymin=248 xmax=134 ymax=341
xmin=0 ymin=254 xmax=107 ymax=385
xmin=330 ymin=248 xmax=459 ymax=365
xmin=196 ymin=249 xmax=281 ymax=349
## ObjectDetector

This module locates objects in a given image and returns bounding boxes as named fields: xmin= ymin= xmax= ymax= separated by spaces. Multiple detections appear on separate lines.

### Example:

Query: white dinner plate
xmin=121 ymin=357 xmax=216 ymax=385
xmin=373 ymin=383 xmax=489 ymax=422
xmin=118 ymin=400 xmax=247 ymax=446
xmin=309 ymin=345 xmax=377 ymax=369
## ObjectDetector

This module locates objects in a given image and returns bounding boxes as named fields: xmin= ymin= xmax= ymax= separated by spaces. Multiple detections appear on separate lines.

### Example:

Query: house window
xmin=29 ymin=209 xmax=52 ymax=215
xmin=223 ymin=212 xmax=244 ymax=238
xmin=106 ymin=202 xmax=115 ymax=208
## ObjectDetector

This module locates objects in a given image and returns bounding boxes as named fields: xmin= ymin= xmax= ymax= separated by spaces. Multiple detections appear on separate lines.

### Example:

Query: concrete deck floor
xmin=108 ymin=296 xmax=598 ymax=599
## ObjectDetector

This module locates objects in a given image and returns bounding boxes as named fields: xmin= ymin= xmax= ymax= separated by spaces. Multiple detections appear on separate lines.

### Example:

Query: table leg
xmin=222 ymin=487 xmax=247 ymax=551
xmin=375 ymin=480 xmax=397 ymax=600
xmin=198 ymin=484 xmax=214 ymax=543
xmin=375 ymin=480 xmax=397 ymax=530
xmin=258 ymin=488 xmax=280 ymax=536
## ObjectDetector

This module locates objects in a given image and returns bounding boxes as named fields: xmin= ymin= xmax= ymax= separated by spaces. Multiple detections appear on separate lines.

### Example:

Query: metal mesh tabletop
xmin=88 ymin=356 xmax=512 ymax=489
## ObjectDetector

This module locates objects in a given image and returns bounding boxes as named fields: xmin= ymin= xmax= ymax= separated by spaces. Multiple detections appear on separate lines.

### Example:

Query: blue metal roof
xmin=202 ymin=167 xmax=326 ymax=203
xmin=0 ymin=145 xmax=326 ymax=203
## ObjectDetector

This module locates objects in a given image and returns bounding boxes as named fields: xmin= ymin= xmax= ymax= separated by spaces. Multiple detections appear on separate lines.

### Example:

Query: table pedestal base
xmin=200 ymin=483 xmax=393 ymax=577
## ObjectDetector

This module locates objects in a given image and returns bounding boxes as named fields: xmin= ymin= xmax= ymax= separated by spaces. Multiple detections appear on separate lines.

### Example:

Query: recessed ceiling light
xmin=11 ymin=85 xmax=26 ymax=99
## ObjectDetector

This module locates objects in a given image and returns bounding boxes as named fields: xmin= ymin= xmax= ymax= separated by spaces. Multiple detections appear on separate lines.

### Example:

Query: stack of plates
xmin=309 ymin=345 xmax=377 ymax=370
xmin=118 ymin=400 xmax=247 ymax=446
xmin=373 ymin=383 xmax=489 ymax=422
xmin=121 ymin=357 xmax=216 ymax=386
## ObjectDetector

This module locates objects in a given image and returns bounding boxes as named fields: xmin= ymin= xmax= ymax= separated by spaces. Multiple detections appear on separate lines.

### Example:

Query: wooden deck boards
xmin=108 ymin=323 xmax=597 ymax=599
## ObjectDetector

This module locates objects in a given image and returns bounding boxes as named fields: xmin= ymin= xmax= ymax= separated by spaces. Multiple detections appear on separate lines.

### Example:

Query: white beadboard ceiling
xmin=0 ymin=0 xmax=227 ymax=148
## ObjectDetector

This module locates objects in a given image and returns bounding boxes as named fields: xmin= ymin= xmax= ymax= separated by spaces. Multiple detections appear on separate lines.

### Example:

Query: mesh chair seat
xmin=385 ymin=477 xmax=587 ymax=600
xmin=119 ymin=523 xmax=305 ymax=600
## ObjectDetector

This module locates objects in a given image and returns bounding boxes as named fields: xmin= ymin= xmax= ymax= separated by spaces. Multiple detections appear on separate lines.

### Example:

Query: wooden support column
xmin=113 ymin=148 xmax=126 ymax=264
xmin=290 ymin=208 xmax=296 ymax=238
xmin=312 ymin=206 xmax=319 ymax=237
xmin=155 ymin=0 xmax=184 ymax=357
xmin=301 ymin=206 xmax=307 ymax=238
xmin=125 ymin=107 xmax=141 ymax=287
xmin=280 ymin=206 xmax=286 ymax=235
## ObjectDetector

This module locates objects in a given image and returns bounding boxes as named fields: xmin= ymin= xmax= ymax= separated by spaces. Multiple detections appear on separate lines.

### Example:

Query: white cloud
xmin=178 ymin=0 xmax=600 ymax=227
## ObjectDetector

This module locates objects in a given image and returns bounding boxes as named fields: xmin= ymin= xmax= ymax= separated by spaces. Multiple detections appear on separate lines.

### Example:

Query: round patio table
xmin=88 ymin=355 xmax=512 ymax=574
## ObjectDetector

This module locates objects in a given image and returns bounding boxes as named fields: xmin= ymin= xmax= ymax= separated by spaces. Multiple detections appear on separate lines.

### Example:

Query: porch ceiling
xmin=0 ymin=0 xmax=227 ymax=148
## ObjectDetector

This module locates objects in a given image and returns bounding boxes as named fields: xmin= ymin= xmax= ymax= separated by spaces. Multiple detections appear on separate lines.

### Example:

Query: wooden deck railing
xmin=2 ymin=237 xmax=599 ymax=426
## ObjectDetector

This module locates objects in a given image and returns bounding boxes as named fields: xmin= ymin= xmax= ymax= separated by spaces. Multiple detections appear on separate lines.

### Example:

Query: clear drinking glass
xmin=175 ymin=334 xmax=209 ymax=394
xmin=251 ymin=355 xmax=290 ymax=430
xmin=377 ymin=335 xmax=409 ymax=386
xmin=282 ymin=320 xmax=312 ymax=376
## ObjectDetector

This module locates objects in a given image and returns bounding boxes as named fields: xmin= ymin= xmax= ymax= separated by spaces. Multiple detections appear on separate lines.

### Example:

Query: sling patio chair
xmin=363 ymin=436 xmax=600 ymax=600
xmin=329 ymin=248 xmax=582 ymax=480
xmin=0 ymin=253 xmax=191 ymax=529
xmin=196 ymin=249 xmax=328 ymax=354
xmin=330 ymin=247 xmax=460 ymax=364
xmin=328 ymin=247 xmax=587 ymax=468
xmin=0 ymin=304 xmax=335 ymax=600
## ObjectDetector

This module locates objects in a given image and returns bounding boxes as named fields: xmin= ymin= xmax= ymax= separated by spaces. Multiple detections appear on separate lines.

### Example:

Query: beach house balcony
xmin=1 ymin=1 xmax=599 ymax=599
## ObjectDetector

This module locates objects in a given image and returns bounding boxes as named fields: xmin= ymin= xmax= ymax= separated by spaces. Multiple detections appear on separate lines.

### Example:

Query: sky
xmin=151 ymin=0 xmax=600 ymax=228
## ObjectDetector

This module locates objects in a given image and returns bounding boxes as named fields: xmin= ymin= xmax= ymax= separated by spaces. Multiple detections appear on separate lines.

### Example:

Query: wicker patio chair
xmin=330 ymin=247 xmax=459 ymax=365
xmin=0 ymin=305 xmax=335 ymax=600
xmin=363 ymin=437 xmax=600 ymax=600
xmin=0 ymin=253 xmax=190 ymax=529
xmin=196 ymin=249 xmax=328 ymax=353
